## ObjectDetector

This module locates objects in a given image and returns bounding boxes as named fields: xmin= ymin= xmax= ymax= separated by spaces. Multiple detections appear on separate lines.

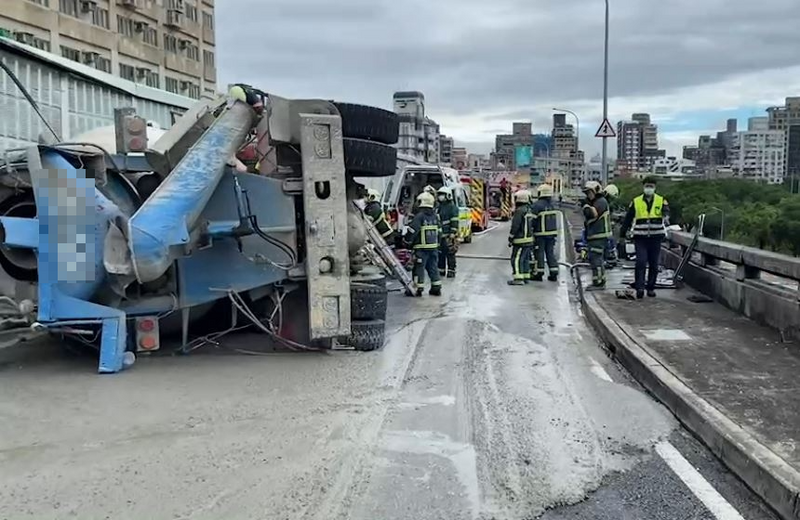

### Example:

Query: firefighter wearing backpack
xmin=436 ymin=186 xmax=459 ymax=278
xmin=508 ymin=190 xmax=535 ymax=286
xmin=405 ymin=192 xmax=443 ymax=297
xmin=363 ymin=188 xmax=394 ymax=242
xmin=531 ymin=183 xmax=560 ymax=281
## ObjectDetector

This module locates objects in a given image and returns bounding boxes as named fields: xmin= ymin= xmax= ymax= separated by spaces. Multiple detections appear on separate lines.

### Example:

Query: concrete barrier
xmin=663 ymin=233 xmax=800 ymax=339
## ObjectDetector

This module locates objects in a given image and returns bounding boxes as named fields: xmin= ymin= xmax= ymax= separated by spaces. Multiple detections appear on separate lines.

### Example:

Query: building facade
xmin=616 ymin=113 xmax=665 ymax=175
xmin=0 ymin=0 xmax=216 ymax=99
xmin=730 ymin=117 xmax=786 ymax=184
xmin=768 ymin=97 xmax=800 ymax=192
xmin=393 ymin=90 xmax=439 ymax=163
xmin=438 ymin=134 xmax=454 ymax=166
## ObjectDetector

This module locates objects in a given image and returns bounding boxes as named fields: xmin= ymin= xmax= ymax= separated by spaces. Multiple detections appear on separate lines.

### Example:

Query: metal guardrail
xmin=667 ymin=230 xmax=800 ymax=289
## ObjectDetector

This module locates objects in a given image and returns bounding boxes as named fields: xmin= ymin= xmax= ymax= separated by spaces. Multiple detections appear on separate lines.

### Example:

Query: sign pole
xmin=601 ymin=0 xmax=610 ymax=185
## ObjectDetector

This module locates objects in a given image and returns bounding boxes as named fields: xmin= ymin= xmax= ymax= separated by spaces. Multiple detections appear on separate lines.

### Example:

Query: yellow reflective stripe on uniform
xmin=414 ymin=224 xmax=440 ymax=249
xmin=586 ymin=212 xmax=611 ymax=240
xmin=633 ymin=194 xmax=666 ymax=236
xmin=535 ymin=210 xmax=560 ymax=237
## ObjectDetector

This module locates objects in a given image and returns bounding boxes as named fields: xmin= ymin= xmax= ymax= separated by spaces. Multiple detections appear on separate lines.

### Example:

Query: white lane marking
xmin=589 ymin=358 xmax=614 ymax=382
xmin=472 ymin=224 xmax=499 ymax=236
xmin=656 ymin=441 xmax=746 ymax=520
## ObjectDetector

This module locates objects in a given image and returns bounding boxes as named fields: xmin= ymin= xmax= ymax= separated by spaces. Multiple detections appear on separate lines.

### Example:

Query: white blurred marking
xmin=589 ymin=358 xmax=613 ymax=382
xmin=656 ymin=441 xmax=746 ymax=520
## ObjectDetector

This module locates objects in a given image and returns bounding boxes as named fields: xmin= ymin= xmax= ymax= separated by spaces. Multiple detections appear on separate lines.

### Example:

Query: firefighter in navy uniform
xmin=405 ymin=192 xmax=443 ymax=297
xmin=531 ymin=183 xmax=560 ymax=282
xmin=436 ymin=186 xmax=459 ymax=278
xmin=582 ymin=180 xmax=612 ymax=289
xmin=508 ymin=190 xmax=535 ymax=286
xmin=363 ymin=188 xmax=395 ymax=243
xmin=619 ymin=177 xmax=670 ymax=299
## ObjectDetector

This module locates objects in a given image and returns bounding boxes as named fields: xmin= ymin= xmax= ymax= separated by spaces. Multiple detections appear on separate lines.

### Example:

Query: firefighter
xmin=436 ymin=186 xmax=459 ymax=278
xmin=508 ymin=190 xmax=535 ymax=286
xmin=228 ymin=84 xmax=265 ymax=114
xmin=363 ymin=188 xmax=394 ymax=243
xmin=531 ymin=183 xmax=560 ymax=282
xmin=619 ymin=177 xmax=670 ymax=299
xmin=405 ymin=192 xmax=442 ymax=297
xmin=582 ymin=180 xmax=612 ymax=289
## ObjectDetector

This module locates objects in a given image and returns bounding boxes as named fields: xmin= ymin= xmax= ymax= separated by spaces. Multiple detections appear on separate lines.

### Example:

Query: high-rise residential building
xmin=683 ymin=134 xmax=727 ymax=178
xmin=616 ymin=113 xmax=665 ymax=175
xmin=0 ymin=0 xmax=217 ymax=98
xmin=552 ymin=113 xmax=577 ymax=157
xmin=730 ymin=117 xmax=786 ymax=184
xmin=494 ymin=121 xmax=546 ymax=171
xmin=393 ymin=90 xmax=439 ymax=163
xmin=438 ymin=135 xmax=454 ymax=165
xmin=768 ymin=97 xmax=800 ymax=192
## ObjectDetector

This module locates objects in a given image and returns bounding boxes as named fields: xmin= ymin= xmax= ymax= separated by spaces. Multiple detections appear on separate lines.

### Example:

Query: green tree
xmin=773 ymin=197 xmax=800 ymax=255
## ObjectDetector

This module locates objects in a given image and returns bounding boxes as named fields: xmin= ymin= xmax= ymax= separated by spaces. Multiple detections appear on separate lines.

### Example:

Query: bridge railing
xmin=663 ymin=231 xmax=800 ymax=338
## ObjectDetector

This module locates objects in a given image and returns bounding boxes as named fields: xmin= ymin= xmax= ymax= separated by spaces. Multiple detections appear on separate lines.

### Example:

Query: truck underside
xmin=0 ymin=90 xmax=400 ymax=373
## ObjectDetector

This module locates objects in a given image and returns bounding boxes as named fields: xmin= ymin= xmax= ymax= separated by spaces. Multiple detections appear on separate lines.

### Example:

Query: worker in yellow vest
xmin=620 ymin=177 xmax=671 ymax=299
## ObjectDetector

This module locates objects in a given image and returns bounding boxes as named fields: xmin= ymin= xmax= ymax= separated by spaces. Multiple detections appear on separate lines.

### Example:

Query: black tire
xmin=343 ymin=138 xmax=397 ymax=178
xmin=352 ymin=270 xmax=386 ymax=288
xmin=463 ymin=234 xmax=472 ymax=244
xmin=334 ymin=102 xmax=399 ymax=145
xmin=351 ymin=282 xmax=388 ymax=321
xmin=347 ymin=319 xmax=386 ymax=352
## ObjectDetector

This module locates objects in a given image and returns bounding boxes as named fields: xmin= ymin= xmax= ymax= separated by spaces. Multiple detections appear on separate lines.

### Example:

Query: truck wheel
xmin=351 ymin=282 xmax=388 ymax=321
xmin=334 ymin=102 xmax=399 ymax=145
xmin=347 ymin=319 xmax=386 ymax=352
xmin=344 ymin=138 xmax=397 ymax=177
xmin=352 ymin=270 xmax=386 ymax=288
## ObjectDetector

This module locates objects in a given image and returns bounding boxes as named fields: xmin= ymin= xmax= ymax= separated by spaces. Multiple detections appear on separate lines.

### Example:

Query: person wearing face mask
xmin=620 ymin=177 xmax=671 ymax=299
xmin=436 ymin=187 xmax=459 ymax=278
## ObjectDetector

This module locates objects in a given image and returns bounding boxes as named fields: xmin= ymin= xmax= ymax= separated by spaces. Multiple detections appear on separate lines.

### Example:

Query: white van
xmin=382 ymin=163 xmax=473 ymax=241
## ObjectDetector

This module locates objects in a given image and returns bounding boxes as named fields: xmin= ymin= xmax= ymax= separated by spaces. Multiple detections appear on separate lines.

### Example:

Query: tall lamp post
xmin=601 ymin=0 xmax=610 ymax=186
xmin=552 ymin=108 xmax=580 ymax=151
xmin=708 ymin=206 xmax=725 ymax=240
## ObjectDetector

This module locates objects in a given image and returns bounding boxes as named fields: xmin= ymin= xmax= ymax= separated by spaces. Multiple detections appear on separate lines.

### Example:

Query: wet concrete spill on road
xmin=0 ymin=222 xmax=778 ymax=519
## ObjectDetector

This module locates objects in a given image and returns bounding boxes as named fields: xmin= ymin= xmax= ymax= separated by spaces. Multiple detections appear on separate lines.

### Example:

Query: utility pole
xmin=601 ymin=0 xmax=610 ymax=186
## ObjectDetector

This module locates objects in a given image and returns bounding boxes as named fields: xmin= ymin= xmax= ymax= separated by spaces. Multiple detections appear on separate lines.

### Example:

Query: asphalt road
xmin=0 ymin=221 xmax=780 ymax=520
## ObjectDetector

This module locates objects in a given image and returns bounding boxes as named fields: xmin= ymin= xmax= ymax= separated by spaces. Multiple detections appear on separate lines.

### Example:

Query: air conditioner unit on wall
xmin=136 ymin=67 xmax=150 ymax=79
xmin=81 ymin=51 xmax=99 ymax=64
xmin=80 ymin=0 xmax=97 ymax=13
xmin=166 ymin=9 xmax=183 ymax=28
xmin=14 ymin=32 xmax=34 ymax=45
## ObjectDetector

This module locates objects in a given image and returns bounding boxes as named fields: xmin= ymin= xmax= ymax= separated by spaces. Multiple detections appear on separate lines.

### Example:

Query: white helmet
xmin=514 ymin=190 xmax=531 ymax=204
xmin=583 ymin=180 xmax=602 ymax=193
xmin=537 ymin=184 xmax=554 ymax=198
xmin=437 ymin=186 xmax=452 ymax=200
xmin=423 ymin=185 xmax=436 ymax=196
xmin=604 ymin=184 xmax=619 ymax=198
xmin=417 ymin=192 xmax=435 ymax=208
xmin=366 ymin=188 xmax=381 ymax=202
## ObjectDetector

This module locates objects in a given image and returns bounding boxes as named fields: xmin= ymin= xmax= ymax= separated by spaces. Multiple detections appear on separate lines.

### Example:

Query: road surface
xmin=0 ymin=221 xmax=779 ymax=519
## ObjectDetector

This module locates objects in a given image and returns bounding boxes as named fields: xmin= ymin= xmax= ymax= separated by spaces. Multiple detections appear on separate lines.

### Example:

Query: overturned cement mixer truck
xmin=0 ymin=89 xmax=399 ymax=373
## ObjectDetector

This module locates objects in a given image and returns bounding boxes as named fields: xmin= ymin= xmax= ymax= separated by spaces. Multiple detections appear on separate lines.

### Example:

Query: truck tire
xmin=334 ymin=102 xmax=399 ymax=145
xmin=343 ymin=138 xmax=397 ymax=178
xmin=347 ymin=319 xmax=386 ymax=352
xmin=351 ymin=282 xmax=388 ymax=321
xmin=352 ymin=270 xmax=386 ymax=288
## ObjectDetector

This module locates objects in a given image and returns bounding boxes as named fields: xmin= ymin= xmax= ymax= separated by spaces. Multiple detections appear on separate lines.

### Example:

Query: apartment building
xmin=616 ymin=113 xmax=665 ymax=174
xmin=438 ymin=134 xmax=454 ymax=166
xmin=730 ymin=117 xmax=786 ymax=184
xmin=0 ymin=0 xmax=216 ymax=98
xmin=393 ymin=91 xmax=439 ymax=163
xmin=768 ymin=97 xmax=800 ymax=192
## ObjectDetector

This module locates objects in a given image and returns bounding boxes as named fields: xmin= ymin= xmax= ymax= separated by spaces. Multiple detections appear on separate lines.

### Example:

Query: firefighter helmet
xmin=417 ymin=192 xmax=435 ymax=208
xmin=604 ymin=184 xmax=619 ymax=198
xmin=537 ymin=184 xmax=554 ymax=198
xmin=514 ymin=190 xmax=531 ymax=204
xmin=437 ymin=186 xmax=452 ymax=200
xmin=583 ymin=180 xmax=602 ymax=193
xmin=423 ymin=185 xmax=436 ymax=196
xmin=367 ymin=188 xmax=381 ymax=202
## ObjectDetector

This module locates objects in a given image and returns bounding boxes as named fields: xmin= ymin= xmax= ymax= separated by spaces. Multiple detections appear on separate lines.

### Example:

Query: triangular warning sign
xmin=595 ymin=118 xmax=616 ymax=138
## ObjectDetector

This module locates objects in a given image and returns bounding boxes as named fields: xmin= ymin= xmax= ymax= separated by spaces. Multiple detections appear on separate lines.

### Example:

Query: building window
xmin=119 ymin=63 xmax=136 ymax=81
xmin=164 ymin=34 xmax=178 ymax=53
xmin=165 ymin=76 xmax=180 ymax=94
xmin=202 ymin=11 xmax=214 ymax=29
xmin=94 ymin=55 xmax=111 ymax=73
xmin=60 ymin=45 xmax=80 ymax=62
xmin=185 ymin=42 xmax=199 ymax=61
xmin=187 ymin=83 xmax=200 ymax=99
xmin=203 ymin=49 xmax=214 ymax=67
xmin=145 ymin=71 xmax=159 ymax=88
xmin=117 ymin=16 xmax=135 ymax=37
xmin=92 ymin=7 xmax=109 ymax=29
xmin=186 ymin=2 xmax=198 ymax=23
xmin=59 ymin=0 xmax=79 ymax=17
xmin=28 ymin=0 xmax=49 ymax=6
xmin=143 ymin=26 xmax=158 ymax=46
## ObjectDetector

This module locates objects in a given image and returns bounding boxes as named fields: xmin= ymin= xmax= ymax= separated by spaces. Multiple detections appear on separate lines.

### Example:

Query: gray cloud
xmin=217 ymin=0 xmax=800 ymax=131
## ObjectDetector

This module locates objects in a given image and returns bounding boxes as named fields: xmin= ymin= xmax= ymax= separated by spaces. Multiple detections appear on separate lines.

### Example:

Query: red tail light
xmin=388 ymin=208 xmax=399 ymax=228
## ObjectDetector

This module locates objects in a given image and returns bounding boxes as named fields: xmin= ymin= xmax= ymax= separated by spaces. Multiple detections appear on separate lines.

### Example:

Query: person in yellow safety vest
xmin=363 ymin=188 xmax=395 ymax=243
xmin=531 ymin=183 xmax=560 ymax=282
xmin=436 ymin=186 xmax=459 ymax=278
xmin=582 ymin=180 xmax=612 ymax=289
xmin=508 ymin=190 xmax=535 ymax=286
xmin=404 ymin=192 xmax=443 ymax=297
xmin=619 ymin=176 xmax=671 ymax=299
xmin=228 ymin=84 xmax=265 ymax=114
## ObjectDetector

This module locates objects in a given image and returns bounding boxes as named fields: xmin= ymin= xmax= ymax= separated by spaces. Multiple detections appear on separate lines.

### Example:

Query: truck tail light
xmin=135 ymin=316 xmax=160 ymax=352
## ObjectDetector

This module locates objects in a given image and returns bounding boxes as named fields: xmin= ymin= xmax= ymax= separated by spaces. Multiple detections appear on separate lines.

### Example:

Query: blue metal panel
xmin=127 ymin=101 xmax=254 ymax=283
xmin=0 ymin=216 xmax=38 ymax=248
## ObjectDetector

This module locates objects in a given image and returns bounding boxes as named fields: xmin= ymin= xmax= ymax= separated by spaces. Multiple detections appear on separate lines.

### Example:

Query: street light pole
xmin=709 ymin=206 xmax=725 ymax=240
xmin=601 ymin=0 xmax=610 ymax=186
xmin=552 ymin=108 xmax=580 ymax=151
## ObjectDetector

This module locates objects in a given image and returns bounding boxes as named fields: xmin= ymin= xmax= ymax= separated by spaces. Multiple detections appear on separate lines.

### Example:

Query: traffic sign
xmin=595 ymin=118 xmax=616 ymax=138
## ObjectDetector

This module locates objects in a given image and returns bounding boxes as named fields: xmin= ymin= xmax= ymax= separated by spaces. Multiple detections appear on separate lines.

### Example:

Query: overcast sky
xmin=217 ymin=0 xmax=800 ymax=158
